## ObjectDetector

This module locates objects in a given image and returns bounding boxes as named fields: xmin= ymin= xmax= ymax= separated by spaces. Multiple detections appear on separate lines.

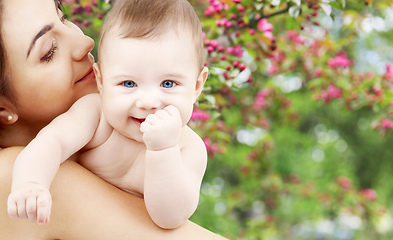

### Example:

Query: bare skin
xmin=0 ymin=147 xmax=227 ymax=240
xmin=0 ymin=0 xmax=227 ymax=237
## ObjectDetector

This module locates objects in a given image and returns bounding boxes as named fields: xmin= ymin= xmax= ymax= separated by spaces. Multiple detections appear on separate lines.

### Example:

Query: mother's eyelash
xmin=41 ymin=42 xmax=58 ymax=63
xmin=60 ymin=14 xmax=69 ymax=23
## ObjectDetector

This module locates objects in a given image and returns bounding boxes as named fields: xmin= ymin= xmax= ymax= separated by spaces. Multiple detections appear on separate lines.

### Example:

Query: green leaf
xmin=204 ymin=95 xmax=216 ymax=106
xmin=329 ymin=2 xmax=343 ymax=10
xmin=285 ymin=17 xmax=297 ymax=30
xmin=337 ymin=0 xmax=346 ymax=8
xmin=254 ymin=3 xmax=264 ymax=11
xmin=288 ymin=5 xmax=301 ymax=18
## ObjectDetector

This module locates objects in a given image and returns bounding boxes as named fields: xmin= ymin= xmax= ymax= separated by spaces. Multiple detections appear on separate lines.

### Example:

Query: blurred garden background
xmin=61 ymin=0 xmax=393 ymax=239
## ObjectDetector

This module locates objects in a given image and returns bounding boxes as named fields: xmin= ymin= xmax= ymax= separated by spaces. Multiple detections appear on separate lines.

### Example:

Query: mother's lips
xmin=76 ymin=68 xmax=95 ymax=83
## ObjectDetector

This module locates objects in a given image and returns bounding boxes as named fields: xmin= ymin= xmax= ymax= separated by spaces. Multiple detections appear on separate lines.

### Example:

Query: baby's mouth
xmin=136 ymin=118 xmax=145 ymax=123
xmin=132 ymin=117 xmax=145 ymax=124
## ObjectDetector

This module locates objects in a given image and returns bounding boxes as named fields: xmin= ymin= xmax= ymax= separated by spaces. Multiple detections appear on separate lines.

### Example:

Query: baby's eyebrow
xmin=27 ymin=24 xmax=54 ymax=58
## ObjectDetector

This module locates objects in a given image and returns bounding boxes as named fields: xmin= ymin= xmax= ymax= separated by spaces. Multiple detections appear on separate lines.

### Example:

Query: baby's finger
xmin=140 ymin=121 xmax=151 ymax=133
xmin=145 ymin=114 xmax=160 ymax=125
xmin=153 ymin=109 xmax=169 ymax=120
xmin=16 ymin=199 xmax=28 ymax=220
xmin=7 ymin=197 xmax=19 ymax=220
xmin=37 ymin=193 xmax=51 ymax=225
xmin=26 ymin=195 xmax=38 ymax=223
xmin=163 ymin=105 xmax=180 ymax=117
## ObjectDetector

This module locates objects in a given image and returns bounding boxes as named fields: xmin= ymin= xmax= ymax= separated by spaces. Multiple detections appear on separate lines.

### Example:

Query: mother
xmin=0 ymin=0 xmax=226 ymax=239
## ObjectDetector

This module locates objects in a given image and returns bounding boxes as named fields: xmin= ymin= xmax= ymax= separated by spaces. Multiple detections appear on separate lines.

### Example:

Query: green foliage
xmin=62 ymin=0 xmax=393 ymax=239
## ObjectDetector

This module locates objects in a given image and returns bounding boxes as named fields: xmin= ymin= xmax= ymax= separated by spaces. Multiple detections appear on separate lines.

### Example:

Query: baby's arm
xmin=7 ymin=93 xmax=102 ymax=225
xmin=141 ymin=106 xmax=207 ymax=229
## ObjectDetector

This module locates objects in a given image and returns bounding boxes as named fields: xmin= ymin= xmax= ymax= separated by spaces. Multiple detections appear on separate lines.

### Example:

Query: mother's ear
xmin=193 ymin=67 xmax=209 ymax=103
xmin=0 ymin=97 xmax=18 ymax=125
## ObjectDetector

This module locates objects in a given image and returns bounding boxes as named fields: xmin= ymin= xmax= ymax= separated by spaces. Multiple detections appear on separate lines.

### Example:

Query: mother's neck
xmin=0 ymin=120 xmax=44 ymax=148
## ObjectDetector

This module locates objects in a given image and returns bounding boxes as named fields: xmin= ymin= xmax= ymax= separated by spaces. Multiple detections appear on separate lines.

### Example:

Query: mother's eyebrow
xmin=26 ymin=24 xmax=54 ymax=58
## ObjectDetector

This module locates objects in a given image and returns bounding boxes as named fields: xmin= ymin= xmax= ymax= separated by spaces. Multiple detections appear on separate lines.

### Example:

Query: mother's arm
xmin=0 ymin=147 xmax=227 ymax=240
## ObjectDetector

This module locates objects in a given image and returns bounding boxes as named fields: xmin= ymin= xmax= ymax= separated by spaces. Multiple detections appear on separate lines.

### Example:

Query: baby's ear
xmin=194 ymin=67 xmax=209 ymax=103
xmin=93 ymin=63 xmax=103 ymax=93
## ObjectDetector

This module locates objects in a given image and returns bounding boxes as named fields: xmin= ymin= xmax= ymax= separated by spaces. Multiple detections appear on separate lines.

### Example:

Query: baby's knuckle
xmin=27 ymin=205 xmax=37 ymax=213
xmin=37 ymin=200 xmax=49 ymax=208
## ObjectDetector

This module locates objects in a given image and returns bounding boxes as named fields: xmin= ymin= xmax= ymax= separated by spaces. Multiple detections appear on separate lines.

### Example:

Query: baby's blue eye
xmin=123 ymin=81 xmax=135 ymax=88
xmin=161 ymin=80 xmax=175 ymax=88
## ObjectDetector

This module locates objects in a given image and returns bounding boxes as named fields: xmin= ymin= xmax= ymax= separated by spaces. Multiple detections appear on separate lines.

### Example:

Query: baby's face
xmin=97 ymin=29 xmax=205 ymax=141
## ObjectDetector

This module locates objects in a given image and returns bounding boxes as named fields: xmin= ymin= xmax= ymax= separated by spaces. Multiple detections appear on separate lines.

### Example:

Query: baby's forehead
xmin=99 ymin=27 xmax=197 ymax=59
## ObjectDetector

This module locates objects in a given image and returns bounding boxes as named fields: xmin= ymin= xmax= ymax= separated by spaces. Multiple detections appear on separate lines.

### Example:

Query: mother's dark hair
xmin=0 ymin=0 xmax=13 ymax=101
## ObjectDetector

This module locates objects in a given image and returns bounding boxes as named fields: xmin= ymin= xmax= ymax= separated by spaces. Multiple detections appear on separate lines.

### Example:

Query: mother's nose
xmin=71 ymin=34 xmax=95 ymax=61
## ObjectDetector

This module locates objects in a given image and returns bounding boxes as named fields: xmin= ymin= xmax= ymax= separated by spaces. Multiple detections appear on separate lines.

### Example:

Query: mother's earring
xmin=7 ymin=115 xmax=12 ymax=122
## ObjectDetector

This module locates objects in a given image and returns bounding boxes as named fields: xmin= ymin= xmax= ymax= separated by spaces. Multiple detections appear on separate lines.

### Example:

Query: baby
xmin=8 ymin=0 xmax=208 ymax=229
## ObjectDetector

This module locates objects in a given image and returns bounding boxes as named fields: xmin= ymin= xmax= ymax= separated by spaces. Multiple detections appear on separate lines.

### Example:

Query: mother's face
xmin=2 ymin=0 xmax=98 ymax=128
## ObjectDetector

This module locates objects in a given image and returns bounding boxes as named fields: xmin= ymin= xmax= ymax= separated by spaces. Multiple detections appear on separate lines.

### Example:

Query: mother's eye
xmin=122 ymin=80 xmax=136 ymax=88
xmin=161 ymin=80 xmax=176 ymax=88
xmin=41 ymin=42 xmax=58 ymax=63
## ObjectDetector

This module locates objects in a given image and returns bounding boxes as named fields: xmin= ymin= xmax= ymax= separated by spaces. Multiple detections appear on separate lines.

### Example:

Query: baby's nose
xmin=135 ymin=95 xmax=161 ymax=110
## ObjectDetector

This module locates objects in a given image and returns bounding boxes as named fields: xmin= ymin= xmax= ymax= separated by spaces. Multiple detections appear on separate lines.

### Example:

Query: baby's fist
xmin=7 ymin=183 xmax=52 ymax=225
xmin=140 ymin=105 xmax=182 ymax=150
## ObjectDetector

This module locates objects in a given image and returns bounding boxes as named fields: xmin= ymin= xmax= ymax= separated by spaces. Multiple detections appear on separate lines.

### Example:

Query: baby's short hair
xmin=99 ymin=0 xmax=204 ymax=71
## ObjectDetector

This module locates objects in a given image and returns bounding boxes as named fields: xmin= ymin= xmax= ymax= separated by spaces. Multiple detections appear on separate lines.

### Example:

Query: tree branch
xmin=263 ymin=5 xmax=291 ymax=19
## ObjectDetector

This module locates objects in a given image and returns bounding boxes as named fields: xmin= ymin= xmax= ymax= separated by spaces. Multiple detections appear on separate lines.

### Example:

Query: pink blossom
xmin=253 ymin=96 xmax=267 ymax=110
xmin=327 ymin=85 xmax=342 ymax=99
xmin=226 ymin=45 xmax=243 ymax=57
xmin=232 ymin=60 xmax=240 ymax=68
xmin=263 ymin=31 xmax=275 ymax=41
xmin=272 ymin=51 xmax=285 ymax=63
xmin=204 ymin=6 xmax=214 ymax=16
xmin=320 ymin=85 xmax=342 ymax=104
xmin=287 ymin=31 xmax=305 ymax=44
xmin=205 ymin=0 xmax=228 ymax=15
xmin=84 ymin=4 xmax=92 ymax=12
xmin=328 ymin=58 xmax=337 ymax=68
xmin=220 ymin=18 xmax=228 ymax=25
xmin=210 ymin=39 xmax=219 ymax=48
xmin=365 ymin=72 xmax=374 ymax=79
xmin=203 ymin=138 xmax=218 ymax=156
xmin=328 ymin=53 xmax=352 ymax=68
xmin=287 ymin=30 xmax=298 ymax=39
xmin=335 ymin=54 xmax=352 ymax=67
xmin=361 ymin=189 xmax=377 ymax=201
xmin=313 ymin=68 xmax=322 ymax=77
xmin=294 ymin=35 xmax=305 ymax=44
xmin=372 ymin=86 xmax=382 ymax=95
xmin=337 ymin=176 xmax=352 ymax=190
xmin=250 ymin=29 xmax=256 ymax=35
xmin=382 ymin=119 xmax=393 ymax=129
xmin=191 ymin=109 xmax=210 ymax=121
xmin=267 ymin=64 xmax=279 ymax=75
xmin=253 ymin=89 xmax=270 ymax=110
xmin=385 ymin=63 xmax=393 ymax=81
xmin=257 ymin=18 xmax=273 ymax=32
xmin=239 ymin=63 xmax=246 ymax=72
